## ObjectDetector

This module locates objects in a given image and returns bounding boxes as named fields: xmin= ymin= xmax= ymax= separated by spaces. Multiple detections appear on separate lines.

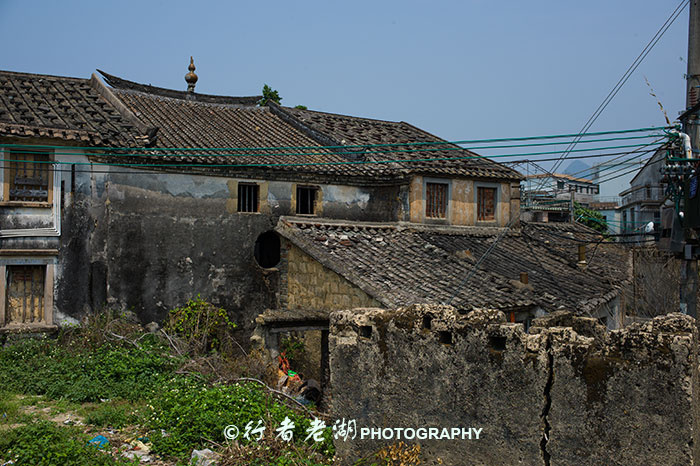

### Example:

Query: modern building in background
xmin=617 ymin=148 xmax=669 ymax=243
xmin=521 ymin=172 xmax=599 ymax=223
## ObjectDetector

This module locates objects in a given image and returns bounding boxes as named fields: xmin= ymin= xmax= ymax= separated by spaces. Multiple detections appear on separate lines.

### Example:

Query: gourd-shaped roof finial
xmin=185 ymin=56 xmax=198 ymax=93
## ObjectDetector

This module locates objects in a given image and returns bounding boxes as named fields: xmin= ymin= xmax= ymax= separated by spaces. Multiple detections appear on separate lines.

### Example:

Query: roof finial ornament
xmin=185 ymin=56 xmax=198 ymax=93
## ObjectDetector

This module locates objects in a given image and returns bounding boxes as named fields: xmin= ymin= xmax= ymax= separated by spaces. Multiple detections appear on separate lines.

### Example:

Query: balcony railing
xmin=621 ymin=187 xmax=665 ymax=206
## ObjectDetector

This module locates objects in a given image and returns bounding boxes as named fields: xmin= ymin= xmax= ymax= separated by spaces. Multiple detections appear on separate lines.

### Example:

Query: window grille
xmin=237 ymin=183 xmax=259 ymax=212
xmin=426 ymin=182 xmax=448 ymax=218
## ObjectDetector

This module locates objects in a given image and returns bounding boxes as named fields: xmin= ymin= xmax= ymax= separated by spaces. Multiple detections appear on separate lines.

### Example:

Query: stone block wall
xmin=329 ymin=305 xmax=698 ymax=466
xmin=285 ymin=243 xmax=381 ymax=311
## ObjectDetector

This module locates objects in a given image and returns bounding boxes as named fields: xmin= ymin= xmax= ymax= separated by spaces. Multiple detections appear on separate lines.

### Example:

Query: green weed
xmin=146 ymin=376 xmax=334 ymax=460
xmin=0 ymin=421 xmax=136 ymax=466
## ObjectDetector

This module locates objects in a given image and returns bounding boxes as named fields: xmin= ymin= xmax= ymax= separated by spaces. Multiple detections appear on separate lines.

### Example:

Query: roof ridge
xmin=281 ymin=105 xmax=403 ymax=125
xmin=97 ymin=69 xmax=261 ymax=106
xmin=0 ymin=69 xmax=90 ymax=82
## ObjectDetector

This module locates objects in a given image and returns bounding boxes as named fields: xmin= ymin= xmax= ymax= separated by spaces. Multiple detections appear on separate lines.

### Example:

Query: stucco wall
xmin=330 ymin=305 xmax=698 ymax=466
xmin=408 ymin=175 xmax=514 ymax=226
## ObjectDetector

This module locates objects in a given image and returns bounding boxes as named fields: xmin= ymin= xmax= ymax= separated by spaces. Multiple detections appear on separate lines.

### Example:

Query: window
xmin=296 ymin=186 xmax=317 ymax=215
xmin=237 ymin=183 xmax=259 ymax=213
xmin=5 ymin=151 xmax=52 ymax=203
xmin=426 ymin=182 xmax=448 ymax=218
xmin=557 ymin=181 xmax=565 ymax=190
xmin=477 ymin=187 xmax=497 ymax=221
xmin=4 ymin=265 xmax=46 ymax=325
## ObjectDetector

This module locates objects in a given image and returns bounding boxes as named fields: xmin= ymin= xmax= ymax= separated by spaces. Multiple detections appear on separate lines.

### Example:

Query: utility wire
xmin=0 ymin=139 xmax=666 ymax=161
xmin=0 ymin=126 xmax=672 ymax=153
xmin=534 ymin=0 xmax=688 ymax=193
xmin=501 ymin=147 xmax=660 ymax=166
xmin=3 ymin=145 xmax=664 ymax=177
xmin=563 ymin=138 xmax=666 ymax=180
xmin=0 ymin=142 xmax=666 ymax=169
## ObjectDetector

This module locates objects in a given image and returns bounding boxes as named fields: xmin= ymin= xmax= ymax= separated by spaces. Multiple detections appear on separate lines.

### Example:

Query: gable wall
xmin=282 ymin=241 xmax=381 ymax=311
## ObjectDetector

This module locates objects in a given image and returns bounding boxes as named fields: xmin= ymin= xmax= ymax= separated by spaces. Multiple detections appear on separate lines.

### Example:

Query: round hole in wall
xmin=254 ymin=231 xmax=280 ymax=268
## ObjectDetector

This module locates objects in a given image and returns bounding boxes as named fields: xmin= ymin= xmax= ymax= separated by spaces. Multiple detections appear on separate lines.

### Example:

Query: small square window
xmin=477 ymin=187 xmax=496 ymax=221
xmin=426 ymin=182 xmax=448 ymax=218
xmin=237 ymin=183 xmax=259 ymax=213
xmin=6 ymin=151 xmax=52 ymax=202
xmin=297 ymin=186 xmax=317 ymax=215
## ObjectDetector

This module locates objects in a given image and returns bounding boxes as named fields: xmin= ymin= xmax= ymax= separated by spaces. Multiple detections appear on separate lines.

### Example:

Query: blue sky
xmin=0 ymin=0 xmax=690 ymax=150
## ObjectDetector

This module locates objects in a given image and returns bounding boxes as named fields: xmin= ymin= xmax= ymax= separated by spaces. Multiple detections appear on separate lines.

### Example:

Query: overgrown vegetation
xmin=353 ymin=442 xmax=423 ymax=466
xmin=281 ymin=335 xmax=307 ymax=369
xmin=0 ymin=335 xmax=176 ymax=402
xmin=0 ymin=421 xmax=135 ymax=466
xmin=166 ymin=295 xmax=237 ymax=354
xmin=260 ymin=84 xmax=282 ymax=106
xmin=0 ymin=299 xmax=338 ymax=465
xmin=574 ymin=202 xmax=608 ymax=235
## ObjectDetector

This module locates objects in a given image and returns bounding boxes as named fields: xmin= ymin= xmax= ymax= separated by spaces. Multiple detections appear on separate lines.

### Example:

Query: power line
xmin=0 ymin=142 xmax=666 ymax=169
xmin=534 ymin=0 xmax=688 ymax=192
xmin=0 ymin=138 xmax=667 ymax=161
xmin=501 ymin=147 xmax=660 ymax=165
xmin=0 ymin=125 xmax=672 ymax=153
xmin=564 ymin=138 xmax=666 ymax=180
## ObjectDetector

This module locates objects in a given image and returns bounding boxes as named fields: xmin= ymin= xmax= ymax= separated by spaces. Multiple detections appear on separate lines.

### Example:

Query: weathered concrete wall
xmin=95 ymin=170 xmax=395 ymax=328
xmin=2 ymin=141 xmax=404 ymax=331
xmin=330 ymin=306 xmax=698 ymax=466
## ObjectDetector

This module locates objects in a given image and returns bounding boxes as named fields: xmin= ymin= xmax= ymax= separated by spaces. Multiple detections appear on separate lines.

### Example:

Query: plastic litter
xmin=190 ymin=448 xmax=218 ymax=466
xmin=88 ymin=435 xmax=109 ymax=449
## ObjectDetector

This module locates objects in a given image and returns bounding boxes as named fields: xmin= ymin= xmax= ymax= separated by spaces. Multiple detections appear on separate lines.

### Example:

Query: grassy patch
xmin=0 ymin=391 xmax=34 ymax=426
xmin=0 ymin=307 xmax=337 ymax=465
xmin=86 ymin=400 xmax=142 ymax=428
xmin=146 ymin=376 xmax=334 ymax=460
xmin=0 ymin=421 xmax=136 ymax=466
xmin=0 ymin=335 xmax=179 ymax=402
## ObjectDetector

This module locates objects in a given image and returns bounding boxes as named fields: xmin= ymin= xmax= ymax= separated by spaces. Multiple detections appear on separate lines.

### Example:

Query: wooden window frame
xmin=0 ymin=259 xmax=55 ymax=330
xmin=425 ymin=182 xmax=448 ymax=219
xmin=477 ymin=186 xmax=498 ymax=222
xmin=296 ymin=185 xmax=318 ymax=216
xmin=237 ymin=183 xmax=260 ymax=213
xmin=2 ymin=149 xmax=54 ymax=207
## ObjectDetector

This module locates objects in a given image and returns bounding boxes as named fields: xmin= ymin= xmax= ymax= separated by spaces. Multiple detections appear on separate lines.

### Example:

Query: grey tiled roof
xmin=277 ymin=105 xmax=523 ymax=180
xmin=99 ymin=71 xmax=521 ymax=181
xmin=276 ymin=218 xmax=628 ymax=314
xmin=0 ymin=68 xmax=523 ymax=182
xmin=0 ymin=70 xmax=144 ymax=146
xmin=106 ymin=85 xmax=392 ymax=179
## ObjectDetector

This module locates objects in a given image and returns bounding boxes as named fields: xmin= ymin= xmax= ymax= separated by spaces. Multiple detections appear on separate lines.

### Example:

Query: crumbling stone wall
xmin=329 ymin=305 xmax=698 ymax=466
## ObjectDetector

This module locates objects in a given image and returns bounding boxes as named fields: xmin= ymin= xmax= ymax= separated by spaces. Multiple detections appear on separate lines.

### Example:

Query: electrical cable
xmin=0 ymin=126 xmax=673 ymax=153
xmin=534 ymin=0 xmax=688 ymax=192
xmin=0 ymin=139 xmax=667 ymax=161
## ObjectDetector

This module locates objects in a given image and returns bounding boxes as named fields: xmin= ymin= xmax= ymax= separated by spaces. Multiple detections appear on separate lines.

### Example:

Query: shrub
xmin=280 ymin=336 xmax=306 ymax=369
xmin=166 ymin=296 xmax=237 ymax=354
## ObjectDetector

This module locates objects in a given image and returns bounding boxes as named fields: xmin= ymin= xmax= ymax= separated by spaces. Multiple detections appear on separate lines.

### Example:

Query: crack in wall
xmin=540 ymin=335 xmax=553 ymax=466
